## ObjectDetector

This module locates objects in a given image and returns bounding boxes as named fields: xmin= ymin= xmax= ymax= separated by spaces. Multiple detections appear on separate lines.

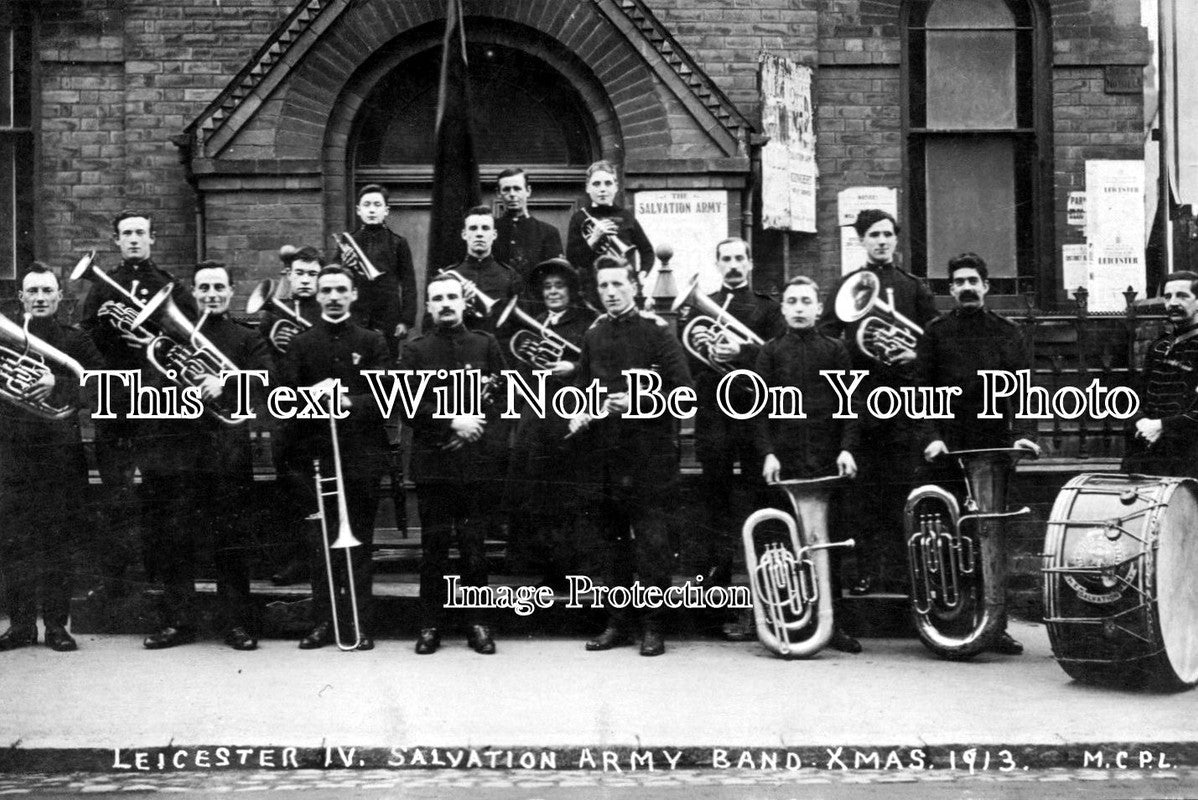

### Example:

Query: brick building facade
xmin=0 ymin=0 xmax=1147 ymax=311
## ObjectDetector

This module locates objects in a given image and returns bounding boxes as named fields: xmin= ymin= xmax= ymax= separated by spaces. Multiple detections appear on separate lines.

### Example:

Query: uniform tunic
xmin=1124 ymin=321 xmax=1198 ymax=478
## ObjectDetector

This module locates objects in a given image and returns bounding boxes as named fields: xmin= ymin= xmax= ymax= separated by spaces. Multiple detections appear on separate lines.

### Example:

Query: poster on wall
xmin=838 ymin=186 xmax=899 ymax=274
xmin=634 ymin=189 xmax=729 ymax=294
xmin=759 ymin=54 xmax=816 ymax=232
xmin=1085 ymin=160 xmax=1146 ymax=311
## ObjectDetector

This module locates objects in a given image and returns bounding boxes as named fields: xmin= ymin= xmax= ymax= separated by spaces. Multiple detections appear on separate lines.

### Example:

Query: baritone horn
xmin=69 ymin=250 xmax=152 ymax=338
xmin=495 ymin=296 xmax=580 ymax=370
xmin=0 ymin=312 xmax=87 ymax=420
xmin=834 ymin=270 xmax=923 ymax=366
xmin=742 ymin=476 xmax=854 ymax=658
xmin=580 ymin=207 xmax=635 ymax=262
xmin=246 ymin=278 xmax=310 ymax=353
xmin=333 ymin=232 xmax=382 ymax=282
xmin=905 ymin=447 xmax=1034 ymax=660
xmin=671 ymin=274 xmax=764 ymax=373
xmin=311 ymin=380 xmax=363 ymax=651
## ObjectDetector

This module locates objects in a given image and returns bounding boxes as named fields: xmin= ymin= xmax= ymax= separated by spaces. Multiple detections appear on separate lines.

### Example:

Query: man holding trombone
xmin=280 ymin=266 xmax=390 ymax=651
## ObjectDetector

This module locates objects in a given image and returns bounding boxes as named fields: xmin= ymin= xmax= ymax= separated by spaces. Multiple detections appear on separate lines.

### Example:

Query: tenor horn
xmin=495 ymin=296 xmax=580 ymax=370
xmin=0 ymin=313 xmax=87 ymax=420
xmin=246 ymin=278 xmax=311 ymax=353
xmin=834 ymin=271 xmax=923 ymax=366
xmin=333 ymin=232 xmax=383 ymax=282
xmin=905 ymin=447 xmax=1034 ymax=659
xmin=671 ymin=274 xmax=764 ymax=373
xmin=742 ymin=476 xmax=854 ymax=658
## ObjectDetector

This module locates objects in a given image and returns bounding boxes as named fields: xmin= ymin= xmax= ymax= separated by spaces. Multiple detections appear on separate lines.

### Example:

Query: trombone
xmin=312 ymin=383 xmax=364 ymax=651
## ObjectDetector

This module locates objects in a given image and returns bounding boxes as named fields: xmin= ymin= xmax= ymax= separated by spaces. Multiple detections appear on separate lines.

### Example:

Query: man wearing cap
xmin=819 ymin=209 xmax=938 ymax=595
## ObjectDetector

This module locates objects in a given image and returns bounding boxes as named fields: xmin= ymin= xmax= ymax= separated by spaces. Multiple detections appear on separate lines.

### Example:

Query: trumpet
xmin=0 ymin=313 xmax=87 ymax=420
xmin=905 ymin=447 xmax=1034 ymax=659
xmin=580 ymin=207 xmax=636 ymax=262
xmin=246 ymin=278 xmax=311 ymax=353
xmin=834 ymin=270 xmax=923 ymax=366
xmin=495 ymin=296 xmax=581 ymax=370
xmin=333 ymin=232 xmax=383 ymax=282
xmin=130 ymin=284 xmax=246 ymax=426
xmin=437 ymin=268 xmax=499 ymax=318
xmin=742 ymin=476 xmax=854 ymax=657
xmin=671 ymin=274 xmax=764 ymax=373
xmin=69 ymin=251 xmax=153 ymax=339
xmin=311 ymin=383 xmax=364 ymax=651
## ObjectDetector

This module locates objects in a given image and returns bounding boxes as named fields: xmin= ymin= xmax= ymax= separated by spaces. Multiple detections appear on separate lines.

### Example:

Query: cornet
xmin=246 ymin=278 xmax=311 ymax=353
xmin=495 ymin=296 xmax=581 ymax=370
xmin=671 ymin=274 xmax=764 ymax=373
xmin=833 ymin=270 xmax=923 ymax=366
xmin=0 ymin=313 xmax=87 ymax=420
xmin=437 ymin=268 xmax=499 ymax=318
xmin=333 ymin=232 xmax=383 ymax=282
xmin=580 ymin=208 xmax=636 ymax=262
xmin=742 ymin=476 xmax=854 ymax=657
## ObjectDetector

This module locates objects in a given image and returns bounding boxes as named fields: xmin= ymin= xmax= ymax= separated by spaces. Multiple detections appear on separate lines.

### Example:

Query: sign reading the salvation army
xmin=634 ymin=190 xmax=729 ymax=294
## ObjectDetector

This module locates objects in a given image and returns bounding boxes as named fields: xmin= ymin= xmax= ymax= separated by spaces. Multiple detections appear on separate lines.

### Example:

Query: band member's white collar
xmin=321 ymin=313 xmax=351 ymax=324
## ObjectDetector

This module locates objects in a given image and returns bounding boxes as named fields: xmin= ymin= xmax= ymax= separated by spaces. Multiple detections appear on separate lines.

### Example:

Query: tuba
xmin=69 ymin=250 xmax=153 ymax=338
xmin=905 ymin=447 xmax=1034 ymax=659
xmin=671 ymin=274 xmax=764 ymax=373
xmin=742 ymin=476 xmax=855 ymax=657
xmin=834 ymin=270 xmax=923 ymax=366
xmin=437 ymin=268 xmax=499 ymax=318
xmin=495 ymin=295 xmax=581 ymax=370
xmin=246 ymin=277 xmax=310 ymax=353
xmin=130 ymin=284 xmax=246 ymax=426
xmin=333 ymin=232 xmax=383 ymax=282
xmin=580 ymin=208 xmax=636 ymax=262
xmin=0 ymin=313 xmax=87 ymax=420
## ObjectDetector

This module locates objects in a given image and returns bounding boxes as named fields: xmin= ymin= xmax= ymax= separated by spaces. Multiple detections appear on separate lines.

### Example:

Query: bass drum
xmin=1043 ymin=474 xmax=1198 ymax=691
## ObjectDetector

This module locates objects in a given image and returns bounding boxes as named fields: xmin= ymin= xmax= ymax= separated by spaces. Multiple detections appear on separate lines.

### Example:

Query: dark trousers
xmin=0 ymin=484 xmax=76 ymax=629
xmin=695 ymin=410 xmax=768 ymax=577
xmin=307 ymin=468 xmax=380 ymax=635
xmin=92 ymin=419 xmax=141 ymax=583
xmin=415 ymin=480 xmax=490 ymax=628
xmin=845 ymin=419 xmax=919 ymax=586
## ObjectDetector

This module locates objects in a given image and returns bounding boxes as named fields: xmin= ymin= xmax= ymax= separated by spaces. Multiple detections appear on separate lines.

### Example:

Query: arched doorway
xmin=348 ymin=42 xmax=601 ymax=281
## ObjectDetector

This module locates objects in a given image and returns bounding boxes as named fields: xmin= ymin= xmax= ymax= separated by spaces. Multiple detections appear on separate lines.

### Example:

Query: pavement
xmin=1 ymin=618 xmax=1197 ymax=776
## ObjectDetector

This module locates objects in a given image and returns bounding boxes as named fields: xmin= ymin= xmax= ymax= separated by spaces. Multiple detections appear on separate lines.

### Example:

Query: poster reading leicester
xmin=759 ymin=54 xmax=816 ymax=232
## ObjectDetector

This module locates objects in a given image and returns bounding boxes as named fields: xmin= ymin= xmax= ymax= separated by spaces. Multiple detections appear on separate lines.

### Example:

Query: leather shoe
xmin=224 ymin=627 xmax=258 ymax=651
xmin=585 ymin=626 xmax=632 ymax=651
xmin=467 ymin=625 xmax=496 ymax=655
xmin=270 ymin=560 xmax=307 ymax=587
xmin=356 ymin=636 xmax=375 ymax=651
xmin=143 ymin=626 xmax=196 ymax=650
xmin=0 ymin=626 xmax=37 ymax=651
xmin=848 ymin=576 xmax=876 ymax=596
xmin=415 ymin=628 xmax=441 ymax=655
xmin=44 ymin=626 xmax=77 ymax=652
xmin=988 ymin=631 xmax=1024 ymax=656
xmin=298 ymin=622 xmax=333 ymax=650
xmin=828 ymin=626 xmax=863 ymax=654
xmin=640 ymin=628 xmax=665 ymax=657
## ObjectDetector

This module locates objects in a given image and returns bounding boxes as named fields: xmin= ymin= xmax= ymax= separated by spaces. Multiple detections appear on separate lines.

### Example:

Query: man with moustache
xmin=819 ymin=209 xmax=938 ymax=595
xmin=401 ymin=273 xmax=507 ymax=655
xmin=282 ymin=267 xmax=390 ymax=651
xmin=143 ymin=261 xmax=272 ymax=650
xmin=0 ymin=265 xmax=103 ymax=652
xmin=568 ymin=255 xmax=692 ymax=656
xmin=435 ymin=206 xmax=521 ymax=335
xmin=1123 ymin=271 xmax=1198 ymax=479
xmin=684 ymin=237 xmax=784 ymax=592
xmin=914 ymin=253 xmax=1040 ymax=656
xmin=493 ymin=168 xmax=564 ymax=288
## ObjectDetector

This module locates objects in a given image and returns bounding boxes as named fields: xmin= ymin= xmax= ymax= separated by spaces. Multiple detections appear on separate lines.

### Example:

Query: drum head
xmin=1157 ymin=480 xmax=1198 ymax=686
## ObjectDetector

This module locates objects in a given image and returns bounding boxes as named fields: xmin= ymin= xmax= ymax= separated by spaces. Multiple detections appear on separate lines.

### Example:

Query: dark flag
xmin=426 ymin=0 xmax=481 ymax=279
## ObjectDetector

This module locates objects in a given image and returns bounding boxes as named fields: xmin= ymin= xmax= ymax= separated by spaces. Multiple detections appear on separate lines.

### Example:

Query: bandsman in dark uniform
xmin=433 ymin=205 xmax=521 ymax=336
xmin=143 ymin=261 xmax=273 ymax=650
xmin=494 ymin=168 xmax=564 ymax=290
xmin=1124 ymin=270 xmax=1198 ymax=479
xmin=0 ymin=265 xmax=103 ymax=652
xmin=259 ymin=245 xmax=323 ymax=357
xmin=565 ymin=160 xmax=654 ymax=309
xmin=402 ymin=273 xmax=507 ymax=655
xmin=569 ymin=255 xmax=693 ymax=657
xmin=819 ymin=209 xmax=938 ymax=594
xmin=281 ymin=266 xmax=390 ymax=651
xmin=914 ymin=253 xmax=1039 ymax=656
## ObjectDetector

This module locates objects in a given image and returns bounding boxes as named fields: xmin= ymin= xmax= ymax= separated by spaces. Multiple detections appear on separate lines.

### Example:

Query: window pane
xmin=925 ymin=136 xmax=1017 ymax=279
xmin=926 ymin=0 xmax=1014 ymax=28
xmin=926 ymin=31 xmax=1016 ymax=129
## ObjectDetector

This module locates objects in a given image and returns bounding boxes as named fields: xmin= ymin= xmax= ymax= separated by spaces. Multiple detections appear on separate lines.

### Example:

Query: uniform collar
xmin=607 ymin=304 xmax=638 ymax=323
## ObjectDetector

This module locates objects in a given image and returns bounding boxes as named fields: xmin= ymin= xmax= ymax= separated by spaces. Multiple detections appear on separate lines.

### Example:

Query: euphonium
xmin=495 ymin=295 xmax=581 ymax=370
xmin=580 ymin=207 xmax=636 ymax=261
xmin=130 ymin=284 xmax=245 ymax=426
xmin=671 ymin=274 xmax=764 ymax=373
xmin=69 ymin=250 xmax=152 ymax=338
xmin=742 ymin=476 xmax=854 ymax=658
xmin=905 ymin=447 xmax=1034 ymax=659
xmin=437 ymin=268 xmax=499 ymax=317
xmin=333 ymin=232 xmax=383 ymax=282
xmin=834 ymin=270 xmax=923 ymax=366
xmin=246 ymin=277 xmax=310 ymax=353
xmin=0 ymin=313 xmax=87 ymax=420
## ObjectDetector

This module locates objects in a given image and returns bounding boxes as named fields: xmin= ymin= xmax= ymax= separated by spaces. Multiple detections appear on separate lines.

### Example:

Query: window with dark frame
xmin=0 ymin=5 xmax=32 ymax=283
xmin=906 ymin=0 xmax=1045 ymax=298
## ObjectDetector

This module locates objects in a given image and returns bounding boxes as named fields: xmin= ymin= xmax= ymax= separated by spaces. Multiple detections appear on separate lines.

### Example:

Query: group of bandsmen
xmin=1 ymin=159 xmax=1195 ymax=660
